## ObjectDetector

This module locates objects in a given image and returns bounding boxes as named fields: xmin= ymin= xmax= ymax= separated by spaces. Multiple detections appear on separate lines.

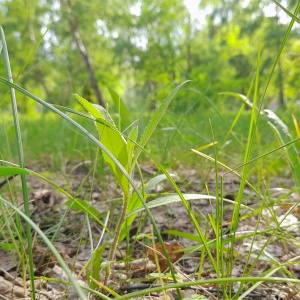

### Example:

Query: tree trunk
xmin=27 ymin=23 xmax=50 ymax=102
xmin=63 ymin=0 xmax=106 ymax=107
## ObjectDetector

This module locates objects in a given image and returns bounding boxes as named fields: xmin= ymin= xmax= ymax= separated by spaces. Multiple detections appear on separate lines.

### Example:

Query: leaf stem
xmin=103 ymin=186 xmax=130 ymax=287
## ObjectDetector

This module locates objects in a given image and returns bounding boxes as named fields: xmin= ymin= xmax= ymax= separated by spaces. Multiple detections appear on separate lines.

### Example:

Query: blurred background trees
xmin=0 ymin=0 xmax=299 ymax=113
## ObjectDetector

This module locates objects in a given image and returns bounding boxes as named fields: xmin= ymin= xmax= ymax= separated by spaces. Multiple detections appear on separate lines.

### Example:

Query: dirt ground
xmin=0 ymin=161 xmax=300 ymax=299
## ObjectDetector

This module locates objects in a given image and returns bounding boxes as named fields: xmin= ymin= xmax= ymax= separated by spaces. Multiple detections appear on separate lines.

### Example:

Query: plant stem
xmin=0 ymin=26 xmax=36 ymax=299
xmin=103 ymin=186 xmax=130 ymax=287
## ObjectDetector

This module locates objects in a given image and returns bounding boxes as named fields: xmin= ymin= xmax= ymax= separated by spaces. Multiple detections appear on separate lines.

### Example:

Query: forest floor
xmin=1 ymin=160 xmax=300 ymax=300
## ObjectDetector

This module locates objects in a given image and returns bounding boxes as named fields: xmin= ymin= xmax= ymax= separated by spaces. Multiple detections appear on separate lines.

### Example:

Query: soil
xmin=0 ymin=160 xmax=299 ymax=300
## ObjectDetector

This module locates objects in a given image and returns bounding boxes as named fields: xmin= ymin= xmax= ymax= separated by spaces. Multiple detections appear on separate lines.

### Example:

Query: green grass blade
xmin=132 ymin=81 xmax=190 ymax=169
xmin=126 ymin=193 xmax=252 ymax=217
xmin=0 ymin=26 xmax=36 ymax=299
xmin=0 ymin=79 xmax=179 ymax=286
xmin=0 ymin=196 xmax=87 ymax=300
xmin=127 ymin=126 xmax=138 ymax=168
xmin=75 ymin=94 xmax=129 ymax=189
xmin=189 ymin=87 xmax=226 ymax=122
xmin=264 ymin=109 xmax=300 ymax=189
xmin=0 ymin=24 xmax=50 ymax=106
xmin=139 ymin=150 xmax=218 ymax=274
xmin=221 ymin=91 xmax=300 ymax=192
xmin=273 ymin=0 xmax=300 ymax=23
xmin=120 ymin=174 xmax=171 ymax=242
xmin=113 ymin=277 xmax=300 ymax=300
xmin=219 ymin=92 xmax=300 ymax=192
xmin=261 ymin=2 xmax=300 ymax=102
xmin=107 ymin=87 xmax=131 ymax=128
xmin=227 ymin=48 xmax=261 ymax=292
xmin=65 ymin=199 xmax=108 ymax=229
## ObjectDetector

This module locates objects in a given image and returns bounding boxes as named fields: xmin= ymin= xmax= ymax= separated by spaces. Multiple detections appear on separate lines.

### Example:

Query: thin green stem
xmin=0 ymin=26 xmax=36 ymax=299
xmin=104 ymin=187 xmax=130 ymax=286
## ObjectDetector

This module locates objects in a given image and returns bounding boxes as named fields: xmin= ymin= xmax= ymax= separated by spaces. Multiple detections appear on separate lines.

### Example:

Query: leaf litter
xmin=0 ymin=161 xmax=299 ymax=299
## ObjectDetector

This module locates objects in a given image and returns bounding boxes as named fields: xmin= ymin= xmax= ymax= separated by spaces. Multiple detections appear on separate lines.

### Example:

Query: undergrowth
xmin=1 ymin=4 xmax=300 ymax=299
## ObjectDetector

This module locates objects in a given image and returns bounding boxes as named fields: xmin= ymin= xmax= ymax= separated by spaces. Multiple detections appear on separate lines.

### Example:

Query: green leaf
xmin=0 ymin=167 xmax=31 ymax=176
xmin=127 ymin=193 xmax=252 ymax=217
xmin=264 ymin=109 xmax=300 ymax=189
xmin=0 ymin=242 xmax=16 ymax=251
xmin=86 ymin=242 xmax=108 ymax=289
xmin=127 ymin=126 xmax=138 ymax=170
xmin=273 ymin=0 xmax=300 ymax=23
xmin=75 ymin=94 xmax=129 ymax=189
xmin=119 ymin=174 xmax=172 ymax=242
xmin=107 ymin=87 xmax=131 ymax=128
xmin=144 ymin=174 xmax=174 ymax=193
xmin=119 ymin=191 xmax=145 ymax=243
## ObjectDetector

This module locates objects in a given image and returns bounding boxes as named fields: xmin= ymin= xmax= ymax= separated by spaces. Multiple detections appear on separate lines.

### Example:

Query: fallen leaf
xmin=145 ymin=241 xmax=184 ymax=271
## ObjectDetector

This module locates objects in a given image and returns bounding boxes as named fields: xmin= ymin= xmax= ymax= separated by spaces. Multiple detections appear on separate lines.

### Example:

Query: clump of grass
xmin=1 ymin=2 xmax=300 ymax=299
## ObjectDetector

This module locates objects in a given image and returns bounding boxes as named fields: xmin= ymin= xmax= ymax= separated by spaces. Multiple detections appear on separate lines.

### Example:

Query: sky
xmin=131 ymin=0 xmax=293 ymax=27
xmin=185 ymin=0 xmax=213 ymax=29
xmin=184 ymin=0 xmax=293 ymax=25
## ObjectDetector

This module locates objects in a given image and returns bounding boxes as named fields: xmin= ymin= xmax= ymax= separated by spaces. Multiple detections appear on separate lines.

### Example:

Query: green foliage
xmin=1 ymin=0 xmax=300 ymax=112
xmin=75 ymin=94 xmax=129 ymax=189
xmin=0 ymin=167 xmax=31 ymax=176
xmin=1 ymin=2 xmax=300 ymax=299
xmin=86 ymin=242 xmax=108 ymax=290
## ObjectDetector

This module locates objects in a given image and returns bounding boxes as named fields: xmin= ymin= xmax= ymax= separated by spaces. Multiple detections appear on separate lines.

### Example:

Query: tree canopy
xmin=0 ymin=0 xmax=299 ymax=112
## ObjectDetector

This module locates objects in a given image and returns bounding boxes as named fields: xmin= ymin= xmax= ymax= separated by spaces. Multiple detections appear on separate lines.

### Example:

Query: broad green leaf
xmin=75 ymin=94 xmax=129 ymax=189
xmin=119 ymin=174 xmax=170 ymax=242
xmin=107 ymin=87 xmax=131 ymax=128
xmin=93 ymin=104 xmax=118 ymax=128
xmin=0 ymin=167 xmax=31 ymax=176
xmin=119 ymin=191 xmax=145 ymax=243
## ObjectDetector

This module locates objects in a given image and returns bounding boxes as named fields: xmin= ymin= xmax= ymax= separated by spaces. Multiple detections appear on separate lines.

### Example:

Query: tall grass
xmin=0 ymin=2 xmax=300 ymax=299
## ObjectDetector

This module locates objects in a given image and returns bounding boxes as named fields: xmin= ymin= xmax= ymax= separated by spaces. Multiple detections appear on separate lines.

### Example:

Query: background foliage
xmin=1 ymin=0 xmax=299 ymax=111
xmin=1 ymin=0 xmax=300 ymax=169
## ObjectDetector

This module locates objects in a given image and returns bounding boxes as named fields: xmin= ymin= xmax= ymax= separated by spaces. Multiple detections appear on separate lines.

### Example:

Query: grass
xmin=1 ymin=105 xmax=298 ymax=173
xmin=1 ymin=91 xmax=300 ymax=299
xmin=1 ymin=6 xmax=300 ymax=299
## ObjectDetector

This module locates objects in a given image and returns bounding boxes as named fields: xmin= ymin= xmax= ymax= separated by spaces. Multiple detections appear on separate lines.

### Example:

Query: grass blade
xmin=0 ymin=167 xmax=31 ymax=176
xmin=0 ymin=196 xmax=87 ymax=300
xmin=261 ymin=1 xmax=300 ymax=102
xmin=0 ymin=78 xmax=180 ymax=289
xmin=107 ymin=87 xmax=131 ymax=129
xmin=0 ymin=26 xmax=36 ymax=299
xmin=273 ymin=0 xmax=300 ymax=23
xmin=264 ymin=109 xmax=300 ymax=190
xmin=132 ymin=81 xmax=190 ymax=169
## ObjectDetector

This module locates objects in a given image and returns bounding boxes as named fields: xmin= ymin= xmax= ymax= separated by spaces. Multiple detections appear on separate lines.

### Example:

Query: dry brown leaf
xmin=145 ymin=241 xmax=184 ymax=272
